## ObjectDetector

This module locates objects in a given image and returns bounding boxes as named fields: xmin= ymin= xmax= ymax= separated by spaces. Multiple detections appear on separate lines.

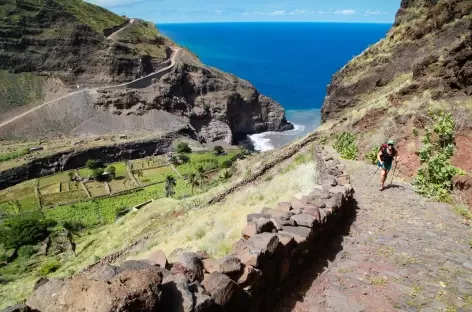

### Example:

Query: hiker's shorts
xmin=378 ymin=161 xmax=392 ymax=171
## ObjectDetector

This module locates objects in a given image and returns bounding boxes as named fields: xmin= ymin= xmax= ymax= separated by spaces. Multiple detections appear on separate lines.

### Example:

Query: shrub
xmin=18 ymin=245 xmax=37 ymax=258
xmin=91 ymin=168 xmax=105 ymax=181
xmin=115 ymin=207 xmax=130 ymax=218
xmin=106 ymin=166 xmax=116 ymax=179
xmin=176 ymin=142 xmax=192 ymax=154
xmin=39 ymin=259 xmax=61 ymax=276
xmin=412 ymin=109 xmax=464 ymax=202
xmin=68 ymin=172 xmax=75 ymax=181
xmin=0 ymin=217 xmax=56 ymax=250
xmin=62 ymin=221 xmax=85 ymax=232
xmin=179 ymin=153 xmax=190 ymax=164
xmin=0 ymin=148 xmax=29 ymax=163
xmin=365 ymin=145 xmax=381 ymax=165
xmin=221 ymin=160 xmax=232 ymax=169
xmin=319 ymin=135 xmax=328 ymax=145
xmin=214 ymin=146 xmax=224 ymax=155
xmin=334 ymin=132 xmax=358 ymax=160
xmin=86 ymin=159 xmax=104 ymax=170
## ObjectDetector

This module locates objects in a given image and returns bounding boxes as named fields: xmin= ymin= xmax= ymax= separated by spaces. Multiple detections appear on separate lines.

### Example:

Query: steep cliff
xmin=320 ymin=0 xmax=472 ymax=165
xmin=0 ymin=0 xmax=292 ymax=143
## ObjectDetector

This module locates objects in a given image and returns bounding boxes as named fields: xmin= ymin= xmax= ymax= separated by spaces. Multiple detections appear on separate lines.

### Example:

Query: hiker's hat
xmin=387 ymin=140 xmax=395 ymax=146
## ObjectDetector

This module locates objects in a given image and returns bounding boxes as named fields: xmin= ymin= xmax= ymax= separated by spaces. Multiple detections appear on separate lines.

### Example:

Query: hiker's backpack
xmin=379 ymin=144 xmax=396 ymax=162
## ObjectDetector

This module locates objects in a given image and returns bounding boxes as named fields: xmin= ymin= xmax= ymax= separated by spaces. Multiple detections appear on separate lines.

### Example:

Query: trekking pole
xmin=390 ymin=160 xmax=398 ymax=186
xmin=365 ymin=166 xmax=380 ymax=186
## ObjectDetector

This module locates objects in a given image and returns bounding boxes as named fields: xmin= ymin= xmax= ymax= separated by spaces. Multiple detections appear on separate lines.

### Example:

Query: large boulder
xmin=279 ymin=226 xmax=312 ymax=244
xmin=82 ymin=264 xmax=123 ymax=281
xmin=174 ymin=252 xmax=204 ymax=282
xmin=290 ymin=214 xmax=317 ymax=228
xmin=159 ymin=274 xmax=195 ymax=312
xmin=202 ymin=256 xmax=241 ymax=275
xmin=242 ymin=218 xmax=276 ymax=239
xmin=201 ymin=272 xmax=237 ymax=306
xmin=26 ymin=268 xmax=163 ymax=312
xmin=146 ymin=250 xmax=169 ymax=268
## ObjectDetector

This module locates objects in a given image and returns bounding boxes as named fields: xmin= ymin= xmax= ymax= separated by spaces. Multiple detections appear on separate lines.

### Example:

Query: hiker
xmin=377 ymin=140 xmax=398 ymax=191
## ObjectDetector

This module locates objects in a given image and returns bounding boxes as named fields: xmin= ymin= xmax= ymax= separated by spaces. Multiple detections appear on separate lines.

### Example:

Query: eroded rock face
xmin=26 ymin=268 xmax=163 ymax=312
xmin=95 ymin=52 xmax=293 ymax=144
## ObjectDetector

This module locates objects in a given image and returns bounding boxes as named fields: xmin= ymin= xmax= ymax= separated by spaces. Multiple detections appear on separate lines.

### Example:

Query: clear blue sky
xmin=86 ymin=0 xmax=400 ymax=24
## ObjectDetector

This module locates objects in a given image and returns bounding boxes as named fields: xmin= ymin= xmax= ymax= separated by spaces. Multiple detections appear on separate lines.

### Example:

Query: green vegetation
xmin=116 ymin=20 xmax=160 ymax=43
xmin=214 ymin=146 xmax=224 ymax=155
xmin=0 ymin=216 xmax=56 ymax=250
xmin=39 ymin=259 xmax=61 ymax=276
xmin=135 ymin=166 xmax=173 ymax=184
xmin=453 ymin=205 xmax=472 ymax=220
xmin=187 ymin=172 xmax=198 ymax=195
xmin=178 ymin=153 xmax=190 ymax=164
xmin=0 ymin=70 xmax=46 ymax=110
xmin=0 ymin=181 xmax=39 ymax=217
xmin=41 ymin=190 xmax=88 ymax=207
xmin=39 ymin=171 xmax=72 ymax=187
xmin=176 ymin=142 xmax=192 ymax=154
xmin=175 ymin=151 xmax=239 ymax=176
xmin=334 ymin=132 xmax=358 ymax=160
xmin=413 ymin=109 xmax=463 ymax=202
xmin=86 ymin=159 xmax=104 ymax=170
xmin=165 ymin=175 xmax=177 ymax=197
xmin=106 ymin=165 xmax=116 ymax=179
xmin=91 ymin=168 xmax=105 ymax=181
xmin=17 ymin=245 xmax=37 ymax=259
xmin=0 ymin=148 xmax=29 ymax=163
xmin=365 ymin=145 xmax=381 ymax=165
xmin=55 ymin=0 xmax=126 ymax=34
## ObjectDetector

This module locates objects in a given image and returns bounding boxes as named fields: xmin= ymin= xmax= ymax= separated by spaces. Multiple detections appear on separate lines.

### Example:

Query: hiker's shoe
xmin=379 ymin=186 xmax=384 ymax=191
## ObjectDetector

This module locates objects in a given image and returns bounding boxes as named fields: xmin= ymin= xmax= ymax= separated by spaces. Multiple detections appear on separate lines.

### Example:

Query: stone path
xmin=277 ymin=159 xmax=472 ymax=312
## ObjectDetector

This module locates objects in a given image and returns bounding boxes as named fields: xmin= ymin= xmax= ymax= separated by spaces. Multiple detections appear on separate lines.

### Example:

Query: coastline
xmin=244 ymin=109 xmax=321 ymax=152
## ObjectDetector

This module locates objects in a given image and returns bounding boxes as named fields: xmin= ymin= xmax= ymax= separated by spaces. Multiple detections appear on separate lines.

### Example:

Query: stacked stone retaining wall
xmin=18 ymin=145 xmax=356 ymax=312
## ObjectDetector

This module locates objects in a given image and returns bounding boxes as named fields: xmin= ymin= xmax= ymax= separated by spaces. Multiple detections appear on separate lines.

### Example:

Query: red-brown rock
xmin=290 ymin=214 xmax=317 ymax=228
xmin=26 ymin=268 xmax=163 ymax=312
xmin=202 ymin=272 xmax=237 ymax=306
xmin=276 ymin=202 xmax=292 ymax=213
xmin=146 ymin=249 xmax=168 ymax=268
xmin=202 ymin=256 xmax=241 ymax=274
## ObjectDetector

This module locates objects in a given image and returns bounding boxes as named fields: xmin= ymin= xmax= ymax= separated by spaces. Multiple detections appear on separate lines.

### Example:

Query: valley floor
xmin=277 ymin=157 xmax=472 ymax=312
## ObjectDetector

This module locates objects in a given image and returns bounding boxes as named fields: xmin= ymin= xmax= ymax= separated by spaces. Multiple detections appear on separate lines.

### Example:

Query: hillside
xmin=0 ymin=0 xmax=292 ymax=143
xmin=320 ymin=0 xmax=472 ymax=176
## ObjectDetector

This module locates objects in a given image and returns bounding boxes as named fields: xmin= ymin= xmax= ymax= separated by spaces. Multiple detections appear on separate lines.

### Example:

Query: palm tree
xmin=196 ymin=166 xmax=208 ymax=188
xmin=220 ymin=169 xmax=232 ymax=181
xmin=187 ymin=172 xmax=198 ymax=195
xmin=165 ymin=175 xmax=176 ymax=198
xmin=62 ymin=222 xmax=82 ymax=256
xmin=135 ymin=170 xmax=144 ymax=181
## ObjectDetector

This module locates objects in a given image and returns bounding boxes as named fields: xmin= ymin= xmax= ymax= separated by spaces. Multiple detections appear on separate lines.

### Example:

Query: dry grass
xmin=130 ymin=158 xmax=317 ymax=260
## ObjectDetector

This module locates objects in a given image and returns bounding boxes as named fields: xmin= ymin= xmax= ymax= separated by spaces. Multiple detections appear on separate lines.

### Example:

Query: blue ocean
xmin=158 ymin=22 xmax=391 ymax=150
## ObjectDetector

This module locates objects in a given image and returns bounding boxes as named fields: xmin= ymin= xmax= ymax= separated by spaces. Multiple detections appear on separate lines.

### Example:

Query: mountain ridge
xmin=0 ymin=0 xmax=292 ymax=144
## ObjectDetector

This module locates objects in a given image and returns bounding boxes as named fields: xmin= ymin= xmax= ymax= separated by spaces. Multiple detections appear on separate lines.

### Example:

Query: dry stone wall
xmin=15 ymin=145 xmax=355 ymax=312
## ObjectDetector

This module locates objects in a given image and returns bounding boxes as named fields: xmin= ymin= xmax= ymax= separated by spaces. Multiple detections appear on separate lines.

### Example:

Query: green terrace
xmin=0 ymin=147 xmax=241 ymax=227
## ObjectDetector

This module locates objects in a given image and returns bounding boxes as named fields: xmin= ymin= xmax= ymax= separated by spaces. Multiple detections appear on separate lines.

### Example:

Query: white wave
xmin=248 ymin=132 xmax=274 ymax=152
xmin=248 ymin=123 xmax=305 ymax=152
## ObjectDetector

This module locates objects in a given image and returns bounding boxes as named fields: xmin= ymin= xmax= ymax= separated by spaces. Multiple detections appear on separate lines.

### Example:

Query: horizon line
xmin=156 ymin=21 xmax=393 ymax=25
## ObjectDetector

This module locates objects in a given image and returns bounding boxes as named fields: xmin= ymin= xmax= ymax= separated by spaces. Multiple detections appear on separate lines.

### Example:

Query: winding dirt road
xmin=0 ymin=48 xmax=180 ymax=129
xmin=106 ymin=18 xmax=135 ymax=40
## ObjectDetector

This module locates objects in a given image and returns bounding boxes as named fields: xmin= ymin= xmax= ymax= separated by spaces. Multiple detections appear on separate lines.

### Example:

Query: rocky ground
xmin=276 ymin=158 xmax=472 ymax=312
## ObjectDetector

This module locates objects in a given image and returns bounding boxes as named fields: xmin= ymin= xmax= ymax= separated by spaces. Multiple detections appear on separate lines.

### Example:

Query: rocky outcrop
xmin=19 ymin=146 xmax=355 ymax=312
xmin=320 ymin=0 xmax=472 ymax=158
xmin=94 ymin=49 xmax=293 ymax=144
